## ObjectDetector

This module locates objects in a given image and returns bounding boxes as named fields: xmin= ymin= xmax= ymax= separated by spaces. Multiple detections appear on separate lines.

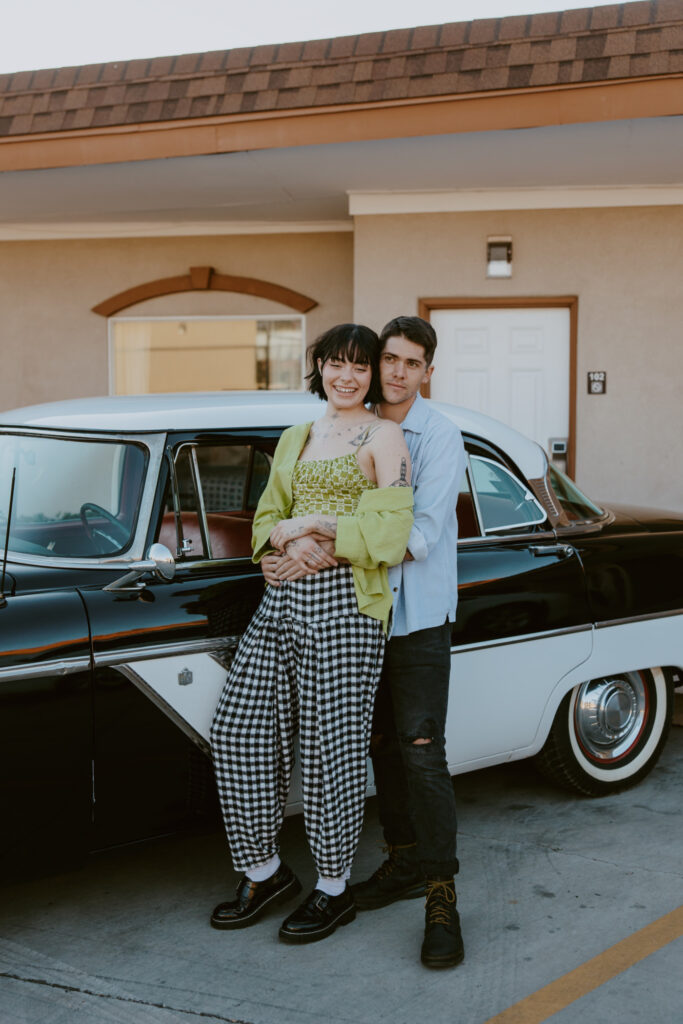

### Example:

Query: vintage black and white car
xmin=1 ymin=393 xmax=681 ymax=877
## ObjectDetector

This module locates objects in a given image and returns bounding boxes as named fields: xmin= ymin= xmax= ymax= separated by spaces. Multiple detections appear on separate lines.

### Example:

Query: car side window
xmin=157 ymin=442 xmax=273 ymax=561
xmin=194 ymin=446 xmax=251 ymax=511
xmin=457 ymin=469 xmax=482 ymax=539
xmin=469 ymin=455 xmax=546 ymax=534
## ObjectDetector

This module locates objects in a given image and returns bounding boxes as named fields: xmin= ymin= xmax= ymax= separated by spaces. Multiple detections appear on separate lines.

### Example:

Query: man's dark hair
xmin=306 ymin=323 xmax=383 ymax=404
xmin=379 ymin=315 xmax=437 ymax=366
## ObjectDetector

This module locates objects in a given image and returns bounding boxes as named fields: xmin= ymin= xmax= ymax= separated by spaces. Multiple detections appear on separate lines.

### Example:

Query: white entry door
xmin=429 ymin=307 xmax=570 ymax=458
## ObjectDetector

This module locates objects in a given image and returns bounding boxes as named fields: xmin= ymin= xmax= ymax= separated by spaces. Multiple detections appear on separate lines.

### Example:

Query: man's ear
xmin=422 ymin=364 xmax=435 ymax=385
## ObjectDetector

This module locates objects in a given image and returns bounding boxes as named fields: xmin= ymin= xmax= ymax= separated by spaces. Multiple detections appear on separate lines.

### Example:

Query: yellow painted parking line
xmin=484 ymin=904 xmax=683 ymax=1024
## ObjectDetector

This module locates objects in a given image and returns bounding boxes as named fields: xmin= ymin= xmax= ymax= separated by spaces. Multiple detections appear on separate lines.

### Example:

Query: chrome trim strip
xmin=458 ymin=529 xmax=557 ymax=548
xmin=555 ymin=509 xmax=614 ymax=536
xmin=595 ymin=609 xmax=683 ymax=629
xmin=114 ymin=664 xmax=209 ymax=755
xmin=0 ymin=655 xmax=91 ymax=681
xmin=93 ymin=635 xmax=241 ymax=668
xmin=1 ymin=427 xmax=158 ymax=443
xmin=528 ymin=469 xmax=567 ymax=528
xmin=173 ymin=556 xmax=255 ymax=571
xmin=189 ymin=445 xmax=213 ymax=560
xmin=451 ymin=622 xmax=592 ymax=654
xmin=166 ymin=444 xmax=185 ymax=559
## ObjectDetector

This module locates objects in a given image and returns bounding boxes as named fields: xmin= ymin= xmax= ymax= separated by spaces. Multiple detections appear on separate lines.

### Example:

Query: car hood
xmin=602 ymin=502 xmax=683 ymax=533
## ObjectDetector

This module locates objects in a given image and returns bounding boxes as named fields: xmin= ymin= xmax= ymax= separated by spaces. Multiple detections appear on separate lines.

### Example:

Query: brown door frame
xmin=418 ymin=296 xmax=578 ymax=479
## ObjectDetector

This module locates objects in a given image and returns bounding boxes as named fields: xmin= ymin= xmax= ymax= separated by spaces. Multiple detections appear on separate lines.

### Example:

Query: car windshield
xmin=549 ymin=464 xmax=603 ymax=522
xmin=0 ymin=433 xmax=147 ymax=558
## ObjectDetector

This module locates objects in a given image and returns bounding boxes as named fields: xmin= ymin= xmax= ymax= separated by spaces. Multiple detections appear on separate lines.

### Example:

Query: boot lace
xmin=425 ymin=880 xmax=456 ymax=925
xmin=373 ymin=843 xmax=412 ymax=881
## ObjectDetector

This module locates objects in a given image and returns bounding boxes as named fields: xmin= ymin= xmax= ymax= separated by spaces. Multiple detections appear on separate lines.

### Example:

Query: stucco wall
xmin=0 ymin=231 xmax=353 ymax=410
xmin=353 ymin=207 xmax=683 ymax=511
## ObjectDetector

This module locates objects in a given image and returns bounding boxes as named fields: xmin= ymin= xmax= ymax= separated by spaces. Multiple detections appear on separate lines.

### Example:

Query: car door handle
xmin=530 ymin=544 xmax=573 ymax=558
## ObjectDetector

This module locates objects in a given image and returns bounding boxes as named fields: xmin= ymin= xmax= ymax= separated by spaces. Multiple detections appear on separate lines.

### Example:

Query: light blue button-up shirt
xmin=388 ymin=394 xmax=466 ymax=637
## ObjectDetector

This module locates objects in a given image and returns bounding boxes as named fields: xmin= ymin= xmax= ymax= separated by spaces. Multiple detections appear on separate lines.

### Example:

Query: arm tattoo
xmin=389 ymin=457 xmax=410 ymax=487
xmin=312 ymin=516 xmax=337 ymax=537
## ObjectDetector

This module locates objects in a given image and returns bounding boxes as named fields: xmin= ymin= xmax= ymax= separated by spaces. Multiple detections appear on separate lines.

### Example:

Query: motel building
xmin=0 ymin=1 xmax=682 ymax=510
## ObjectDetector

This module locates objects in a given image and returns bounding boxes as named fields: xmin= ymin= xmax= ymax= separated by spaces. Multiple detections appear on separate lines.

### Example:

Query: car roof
xmin=0 ymin=391 xmax=547 ymax=479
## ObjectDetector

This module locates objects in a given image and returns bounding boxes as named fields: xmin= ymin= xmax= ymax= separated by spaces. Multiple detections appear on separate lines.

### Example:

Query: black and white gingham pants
xmin=210 ymin=566 xmax=384 ymax=879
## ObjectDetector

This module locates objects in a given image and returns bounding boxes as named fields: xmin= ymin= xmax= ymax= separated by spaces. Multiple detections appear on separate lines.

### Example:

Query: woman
xmin=210 ymin=323 xmax=413 ymax=945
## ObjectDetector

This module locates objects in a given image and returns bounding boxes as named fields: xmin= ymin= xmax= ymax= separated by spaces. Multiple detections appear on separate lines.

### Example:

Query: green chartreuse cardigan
xmin=251 ymin=422 xmax=413 ymax=632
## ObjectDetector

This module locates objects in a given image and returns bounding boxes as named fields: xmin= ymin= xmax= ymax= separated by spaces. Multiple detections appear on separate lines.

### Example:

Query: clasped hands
xmin=265 ymin=515 xmax=338 ymax=586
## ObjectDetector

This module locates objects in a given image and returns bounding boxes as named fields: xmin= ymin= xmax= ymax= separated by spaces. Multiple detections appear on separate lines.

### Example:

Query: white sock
xmin=316 ymin=875 xmax=346 ymax=897
xmin=246 ymin=853 xmax=281 ymax=882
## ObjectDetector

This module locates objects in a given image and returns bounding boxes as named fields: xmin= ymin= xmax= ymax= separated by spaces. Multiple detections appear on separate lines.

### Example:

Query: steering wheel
xmin=79 ymin=502 xmax=129 ymax=551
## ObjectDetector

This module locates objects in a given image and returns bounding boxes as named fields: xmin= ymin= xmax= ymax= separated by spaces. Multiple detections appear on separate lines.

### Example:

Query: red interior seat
xmin=158 ymin=512 xmax=253 ymax=559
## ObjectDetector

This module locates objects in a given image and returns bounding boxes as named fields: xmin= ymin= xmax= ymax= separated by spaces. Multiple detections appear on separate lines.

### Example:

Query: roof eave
xmin=2 ymin=73 xmax=682 ymax=173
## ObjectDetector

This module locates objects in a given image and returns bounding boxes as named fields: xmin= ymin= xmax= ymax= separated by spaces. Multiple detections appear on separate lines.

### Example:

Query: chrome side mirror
xmin=103 ymin=543 xmax=176 ymax=592
xmin=147 ymin=542 xmax=176 ymax=581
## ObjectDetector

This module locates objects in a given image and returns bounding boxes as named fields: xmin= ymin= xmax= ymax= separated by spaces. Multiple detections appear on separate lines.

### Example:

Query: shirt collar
xmin=400 ymin=392 xmax=429 ymax=434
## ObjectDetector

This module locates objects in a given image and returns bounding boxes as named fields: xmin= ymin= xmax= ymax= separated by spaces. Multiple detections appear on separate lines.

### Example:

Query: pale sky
xmin=3 ymin=0 xmax=631 ymax=75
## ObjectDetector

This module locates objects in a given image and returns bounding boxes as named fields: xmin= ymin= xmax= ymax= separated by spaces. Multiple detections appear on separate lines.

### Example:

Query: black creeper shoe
xmin=210 ymin=862 xmax=301 ymax=930
xmin=278 ymin=885 xmax=356 ymax=944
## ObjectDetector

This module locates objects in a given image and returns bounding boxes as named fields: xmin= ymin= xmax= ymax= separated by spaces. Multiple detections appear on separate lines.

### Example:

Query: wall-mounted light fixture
xmin=487 ymin=236 xmax=512 ymax=278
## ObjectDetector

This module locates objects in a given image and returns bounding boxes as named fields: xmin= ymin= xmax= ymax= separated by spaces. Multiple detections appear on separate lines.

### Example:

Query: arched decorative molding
xmin=92 ymin=265 xmax=318 ymax=316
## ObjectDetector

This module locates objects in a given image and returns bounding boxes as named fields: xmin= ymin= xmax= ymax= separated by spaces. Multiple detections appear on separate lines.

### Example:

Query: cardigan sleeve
xmin=334 ymin=487 xmax=414 ymax=570
xmin=251 ymin=423 xmax=311 ymax=563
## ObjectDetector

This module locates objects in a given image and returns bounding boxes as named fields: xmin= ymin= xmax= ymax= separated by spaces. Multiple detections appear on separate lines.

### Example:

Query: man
xmin=261 ymin=316 xmax=466 ymax=967
xmin=351 ymin=316 xmax=466 ymax=969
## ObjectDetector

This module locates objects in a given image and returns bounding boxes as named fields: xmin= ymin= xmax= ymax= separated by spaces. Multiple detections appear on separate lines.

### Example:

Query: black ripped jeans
xmin=371 ymin=621 xmax=459 ymax=880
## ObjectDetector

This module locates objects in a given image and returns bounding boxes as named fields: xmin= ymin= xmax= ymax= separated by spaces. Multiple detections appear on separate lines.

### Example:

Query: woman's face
xmin=318 ymin=355 xmax=372 ymax=411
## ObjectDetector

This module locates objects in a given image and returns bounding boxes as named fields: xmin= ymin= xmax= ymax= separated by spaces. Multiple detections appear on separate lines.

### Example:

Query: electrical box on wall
xmin=487 ymin=236 xmax=512 ymax=278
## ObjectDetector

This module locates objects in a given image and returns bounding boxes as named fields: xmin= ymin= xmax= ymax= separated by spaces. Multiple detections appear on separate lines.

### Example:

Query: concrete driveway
xmin=2 ymin=723 xmax=682 ymax=1024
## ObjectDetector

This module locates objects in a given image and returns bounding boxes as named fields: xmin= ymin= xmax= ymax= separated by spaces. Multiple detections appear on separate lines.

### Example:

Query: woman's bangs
xmin=330 ymin=337 xmax=371 ymax=366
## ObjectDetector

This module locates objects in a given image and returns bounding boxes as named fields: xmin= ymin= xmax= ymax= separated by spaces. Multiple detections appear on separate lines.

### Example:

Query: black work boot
xmin=420 ymin=879 xmax=464 ymax=968
xmin=351 ymin=844 xmax=425 ymax=911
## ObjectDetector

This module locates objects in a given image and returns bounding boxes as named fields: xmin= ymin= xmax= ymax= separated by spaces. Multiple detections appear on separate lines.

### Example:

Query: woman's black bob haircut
xmin=306 ymin=323 xmax=383 ymax=404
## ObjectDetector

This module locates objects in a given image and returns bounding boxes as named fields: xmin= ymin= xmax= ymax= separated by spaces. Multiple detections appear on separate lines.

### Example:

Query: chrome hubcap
xmin=574 ymin=672 xmax=648 ymax=762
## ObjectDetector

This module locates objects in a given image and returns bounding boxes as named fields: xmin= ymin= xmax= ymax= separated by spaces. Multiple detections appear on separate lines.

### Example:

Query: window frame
xmin=108 ymin=314 xmax=306 ymax=396
xmin=458 ymin=436 xmax=551 ymax=547
xmin=159 ymin=431 xmax=278 ymax=566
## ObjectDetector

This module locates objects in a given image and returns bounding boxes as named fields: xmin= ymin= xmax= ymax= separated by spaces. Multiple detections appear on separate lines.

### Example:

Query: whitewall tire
xmin=534 ymin=668 xmax=674 ymax=796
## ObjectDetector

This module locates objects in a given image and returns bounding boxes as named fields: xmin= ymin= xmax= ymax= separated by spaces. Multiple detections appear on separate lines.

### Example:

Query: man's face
xmin=379 ymin=334 xmax=434 ymax=408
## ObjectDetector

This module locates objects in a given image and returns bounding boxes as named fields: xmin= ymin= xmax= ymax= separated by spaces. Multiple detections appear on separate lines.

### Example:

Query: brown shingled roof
xmin=0 ymin=2 xmax=681 ymax=139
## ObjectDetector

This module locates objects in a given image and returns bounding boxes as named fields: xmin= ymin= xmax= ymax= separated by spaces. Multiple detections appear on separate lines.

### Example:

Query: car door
xmin=0 ymin=577 xmax=93 ymax=874
xmin=79 ymin=430 xmax=279 ymax=846
xmin=448 ymin=439 xmax=593 ymax=769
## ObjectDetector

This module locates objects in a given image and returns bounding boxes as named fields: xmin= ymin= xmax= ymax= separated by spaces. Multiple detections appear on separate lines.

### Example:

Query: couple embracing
xmin=210 ymin=316 xmax=467 ymax=969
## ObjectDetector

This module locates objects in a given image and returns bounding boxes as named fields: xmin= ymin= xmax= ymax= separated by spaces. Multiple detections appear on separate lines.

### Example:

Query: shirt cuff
xmin=407 ymin=523 xmax=428 ymax=562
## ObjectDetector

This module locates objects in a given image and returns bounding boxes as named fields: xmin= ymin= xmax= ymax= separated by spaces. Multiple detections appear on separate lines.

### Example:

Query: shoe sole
xmin=420 ymin=950 xmax=465 ymax=969
xmin=352 ymin=882 xmax=426 ymax=911
xmin=210 ymin=876 xmax=302 ymax=930
xmin=278 ymin=904 xmax=356 ymax=944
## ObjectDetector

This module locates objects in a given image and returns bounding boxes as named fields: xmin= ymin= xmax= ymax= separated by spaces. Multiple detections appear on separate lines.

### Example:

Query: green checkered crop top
xmin=291 ymin=452 xmax=377 ymax=517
